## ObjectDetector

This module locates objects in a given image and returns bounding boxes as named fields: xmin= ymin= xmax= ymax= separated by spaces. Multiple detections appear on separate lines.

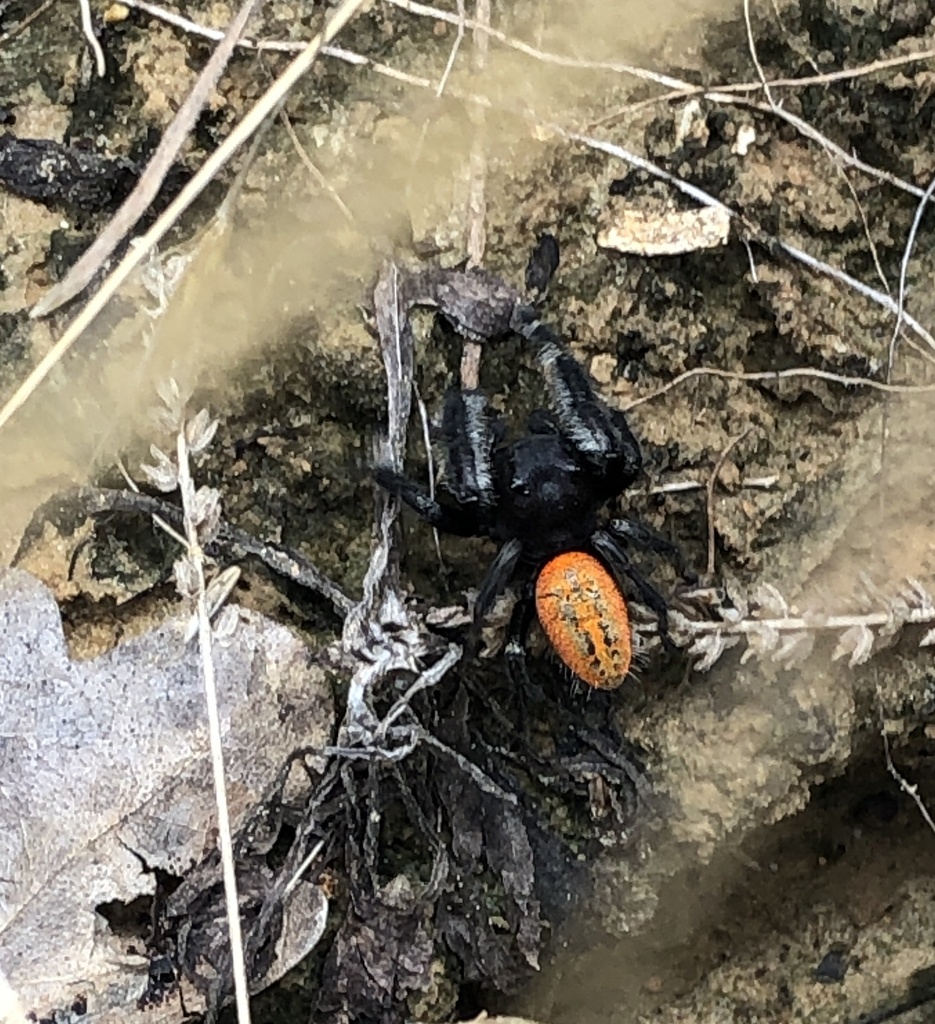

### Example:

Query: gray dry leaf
xmin=0 ymin=568 xmax=333 ymax=1023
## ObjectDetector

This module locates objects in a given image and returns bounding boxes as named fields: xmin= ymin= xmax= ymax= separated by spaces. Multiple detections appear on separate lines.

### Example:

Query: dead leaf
xmin=0 ymin=568 xmax=333 ymax=1022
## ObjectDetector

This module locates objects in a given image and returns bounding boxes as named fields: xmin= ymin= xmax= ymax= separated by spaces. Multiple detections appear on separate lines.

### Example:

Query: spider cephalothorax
xmin=375 ymin=303 xmax=688 ymax=689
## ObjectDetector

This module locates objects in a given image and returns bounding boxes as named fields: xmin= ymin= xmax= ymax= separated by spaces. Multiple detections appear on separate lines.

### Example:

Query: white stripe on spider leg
xmin=536 ymin=341 xmax=612 ymax=456
xmin=461 ymin=391 xmax=494 ymax=499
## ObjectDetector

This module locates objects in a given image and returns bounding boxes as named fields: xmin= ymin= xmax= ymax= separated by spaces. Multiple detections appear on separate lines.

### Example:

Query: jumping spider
xmin=376 ymin=261 xmax=689 ymax=689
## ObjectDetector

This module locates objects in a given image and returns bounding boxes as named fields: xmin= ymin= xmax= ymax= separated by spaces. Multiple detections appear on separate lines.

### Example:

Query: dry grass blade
xmin=0 ymin=0 xmax=370 ymax=438
xmin=174 ymin=418 xmax=252 ymax=1024
xmin=36 ymin=0 xmax=263 ymax=317
xmin=459 ymin=0 xmax=491 ymax=392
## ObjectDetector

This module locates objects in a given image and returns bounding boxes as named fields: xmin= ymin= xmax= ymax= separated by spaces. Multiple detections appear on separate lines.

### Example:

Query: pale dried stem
xmin=77 ymin=0 xmax=106 ymax=76
xmin=880 ymin=702 xmax=935 ymax=840
xmin=176 ymin=426 xmax=252 ymax=1024
xmin=837 ymin=166 xmax=891 ymax=298
xmin=435 ymin=0 xmax=465 ymax=97
xmin=279 ymin=106 xmax=354 ymax=221
xmin=42 ymin=0 xmax=264 ymax=317
xmin=888 ymin=171 xmax=935 ymax=382
xmin=682 ymin=606 xmax=935 ymax=638
xmin=459 ymin=0 xmax=491 ymax=391
xmin=650 ymin=474 xmax=777 ymax=495
xmin=624 ymin=365 xmax=935 ymax=411
xmin=742 ymin=0 xmax=774 ymax=109
xmin=0 ymin=0 xmax=369 ymax=436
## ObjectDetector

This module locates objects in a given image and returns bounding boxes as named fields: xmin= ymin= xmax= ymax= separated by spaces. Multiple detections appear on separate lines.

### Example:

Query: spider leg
xmin=373 ymin=466 xmax=482 ymax=537
xmin=439 ymin=386 xmax=500 ymax=512
xmin=511 ymin=307 xmax=642 ymax=489
xmin=472 ymin=538 xmax=523 ymax=629
xmin=503 ymin=582 xmax=536 ymax=688
xmin=374 ymin=388 xmax=501 ymax=538
xmin=526 ymin=408 xmax=560 ymax=435
xmin=607 ymin=517 xmax=698 ymax=583
xmin=591 ymin=529 xmax=673 ymax=647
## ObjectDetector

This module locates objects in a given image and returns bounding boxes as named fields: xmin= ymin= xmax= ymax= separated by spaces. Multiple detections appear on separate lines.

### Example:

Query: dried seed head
xmin=190 ymin=486 xmax=222 ymax=544
xmin=186 ymin=408 xmax=219 ymax=455
xmin=832 ymin=624 xmax=875 ymax=667
xmin=140 ymin=444 xmax=178 ymax=493
xmin=156 ymin=377 xmax=187 ymax=431
xmin=174 ymin=554 xmax=199 ymax=600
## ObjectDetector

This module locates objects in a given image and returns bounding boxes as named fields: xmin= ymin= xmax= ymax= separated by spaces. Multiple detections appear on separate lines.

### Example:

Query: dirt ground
xmin=5 ymin=0 xmax=935 ymax=1022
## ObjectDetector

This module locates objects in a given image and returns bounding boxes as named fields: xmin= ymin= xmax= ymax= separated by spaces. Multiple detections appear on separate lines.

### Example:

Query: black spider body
xmin=376 ymin=304 xmax=688 ymax=689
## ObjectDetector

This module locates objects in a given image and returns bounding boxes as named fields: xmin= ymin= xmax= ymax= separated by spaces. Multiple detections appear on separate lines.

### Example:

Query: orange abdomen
xmin=534 ymin=551 xmax=631 ymax=689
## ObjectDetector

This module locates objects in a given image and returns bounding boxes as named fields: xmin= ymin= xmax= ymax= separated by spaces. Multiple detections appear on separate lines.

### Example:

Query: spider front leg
xmin=373 ymin=465 xmax=481 ymax=537
xmin=374 ymin=387 xmax=501 ymax=538
xmin=438 ymin=386 xmax=501 ymax=513
xmin=511 ymin=306 xmax=642 ymax=490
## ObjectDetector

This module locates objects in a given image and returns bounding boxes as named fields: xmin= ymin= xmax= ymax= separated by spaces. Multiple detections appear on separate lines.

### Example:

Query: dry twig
xmin=672 ymin=577 xmax=935 ymax=673
xmin=141 ymin=385 xmax=251 ymax=1024
xmin=0 ymin=0 xmax=369 ymax=438
xmin=623 ymin=365 xmax=935 ymax=411
xmin=459 ymin=0 xmax=491 ymax=391
xmin=0 ymin=0 xmax=54 ymax=45
xmin=705 ymin=427 xmax=753 ymax=578
xmin=880 ymin=700 xmax=935 ymax=839
xmin=40 ymin=0 xmax=264 ymax=317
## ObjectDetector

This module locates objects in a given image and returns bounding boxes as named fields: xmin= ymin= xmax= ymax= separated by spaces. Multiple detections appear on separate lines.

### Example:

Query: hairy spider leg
xmin=607 ymin=518 xmax=698 ymax=584
xmin=511 ymin=308 xmax=642 ymax=492
xmin=373 ymin=388 xmax=504 ymax=538
xmin=591 ymin=529 xmax=673 ymax=644
xmin=372 ymin=465 xmax=482 ymax=537
xmin=472 ymin=537 xmax=524 ymax=633
xmin=439 ymin=387 xmax=499 ymax=511
xmin=503 ymin=573 xmax=537 ymax=688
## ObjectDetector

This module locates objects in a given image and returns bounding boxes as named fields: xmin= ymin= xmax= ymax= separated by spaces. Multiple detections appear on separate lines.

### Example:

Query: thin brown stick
xmin=706 ymin=428 xmax=753 ymax=577
xmin=837 ymin=165 xmax=890 ymax=297
xmin=279 ymin=106 xmax=354 ymax=221
xmin=880 ymin=698 xmax=935 ymax=839
xmin=0 ymin=0 xmax=369 ymax=436
xmin=35 ymin=0 xmax=263 ymax=317
xmin=434 ymin=0 xmax=465 ymax=97
xmin=0 ymin=0 xmax=54 ymax=45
